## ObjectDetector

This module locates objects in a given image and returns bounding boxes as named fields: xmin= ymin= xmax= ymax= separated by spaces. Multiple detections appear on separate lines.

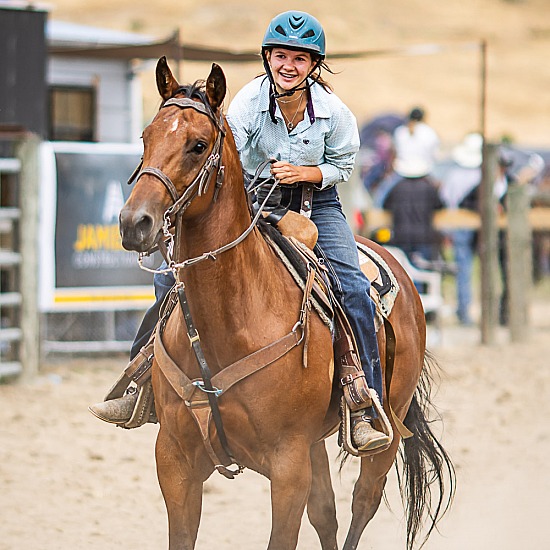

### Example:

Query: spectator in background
xmin=382 ymin=157 xmax=443 ymax=274
xmin=361 ymin=128 xmax=394 ymax=193
xmin=495 ymin=151 xmax=514 ymax=325
xmin=439 ymin=132 xmax=483 ymax=326
xmin=374 ymin=106 xmax=440 ymax=207
xmin=393 ymin=107 xmax=440 ymax=171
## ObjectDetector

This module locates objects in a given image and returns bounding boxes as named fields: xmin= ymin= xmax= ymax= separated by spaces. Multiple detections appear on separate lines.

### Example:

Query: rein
xmin=137 ymin=158 xmax=281 ymax=274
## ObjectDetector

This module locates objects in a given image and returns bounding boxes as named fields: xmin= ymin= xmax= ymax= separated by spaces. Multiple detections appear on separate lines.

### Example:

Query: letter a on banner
xmin=103 ymin=179 xmax=126 ymax=223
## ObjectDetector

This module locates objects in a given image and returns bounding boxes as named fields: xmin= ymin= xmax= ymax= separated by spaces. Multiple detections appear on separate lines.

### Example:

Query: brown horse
xmin=119 ymin=57 xmax=454 ymax=550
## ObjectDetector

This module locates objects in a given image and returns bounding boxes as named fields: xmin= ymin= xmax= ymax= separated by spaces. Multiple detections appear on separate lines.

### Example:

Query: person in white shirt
xmin=439 ymin=133 xmax=483 ymax=325
xmin=226 ymin=10 xmax=389 ymax=452
xmin=393 ymin=107 xmax=440 ymax=172
xmin=373 ymin=107 xmax=440 ymax=207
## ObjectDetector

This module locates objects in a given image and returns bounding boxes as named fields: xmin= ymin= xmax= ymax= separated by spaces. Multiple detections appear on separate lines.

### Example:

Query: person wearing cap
xmin=90 ymin=11 xmax=390 ymax=452
xmin=393 ymin=107 xmax=440 ymax=173
xmin=439 ymin=132 xmax=483 ymax=326
xmin=494 ymin=147 xmax=544 ymax=325
xmin=373 ymin=107 xmax=440 ymax=207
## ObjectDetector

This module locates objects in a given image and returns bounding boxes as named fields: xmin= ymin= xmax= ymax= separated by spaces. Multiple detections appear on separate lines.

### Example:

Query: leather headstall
xmin=127 ymin=96 xmax=226 ymax=265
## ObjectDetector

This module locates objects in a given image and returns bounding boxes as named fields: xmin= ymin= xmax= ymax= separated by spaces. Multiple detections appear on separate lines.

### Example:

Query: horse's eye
xmin=192 ymin=142 xmax=207 ymax=155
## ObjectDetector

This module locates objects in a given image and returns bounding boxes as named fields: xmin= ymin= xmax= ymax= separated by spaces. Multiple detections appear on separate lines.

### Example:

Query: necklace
xmin=279 ymin=93 xmax=304 ymax=131
xmin=276 ymin=90 xmax=305 ymax=104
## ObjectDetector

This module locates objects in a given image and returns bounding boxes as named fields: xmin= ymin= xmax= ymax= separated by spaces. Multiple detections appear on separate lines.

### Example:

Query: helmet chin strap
xmin=262 ymin=51 xmax=322 ymax=125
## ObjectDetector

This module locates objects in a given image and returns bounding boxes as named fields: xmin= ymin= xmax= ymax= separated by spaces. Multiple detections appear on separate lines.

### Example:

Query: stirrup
xmin=339 ymin=391 xmax=394 ymax=457
xmin=123 ymin=380 xmax=157 ymax=429
xmin=89 ymin=380 xmax=157 ymax=429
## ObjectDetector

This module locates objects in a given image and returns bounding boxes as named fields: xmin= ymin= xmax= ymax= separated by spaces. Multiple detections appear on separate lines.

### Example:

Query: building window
xmin=49 ymin=86 xmax=96 ymax=141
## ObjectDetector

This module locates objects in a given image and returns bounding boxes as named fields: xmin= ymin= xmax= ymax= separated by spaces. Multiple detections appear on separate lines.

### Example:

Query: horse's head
xmin=120 ymin=57 xmax=227 ymax=253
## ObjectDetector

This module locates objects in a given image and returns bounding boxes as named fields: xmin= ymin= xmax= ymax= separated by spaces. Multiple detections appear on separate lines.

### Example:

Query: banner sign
xmin=39 ymin=141 xmax=158 ymax=311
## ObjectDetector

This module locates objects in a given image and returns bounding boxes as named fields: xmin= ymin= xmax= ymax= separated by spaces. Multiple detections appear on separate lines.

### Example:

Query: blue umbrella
xmin=360 ymin=113 xmax=405 ymax=149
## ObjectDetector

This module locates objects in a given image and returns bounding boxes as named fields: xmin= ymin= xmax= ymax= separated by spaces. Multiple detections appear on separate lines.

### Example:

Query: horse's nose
xmin=119 ymin=206 xmax=157 ymax=251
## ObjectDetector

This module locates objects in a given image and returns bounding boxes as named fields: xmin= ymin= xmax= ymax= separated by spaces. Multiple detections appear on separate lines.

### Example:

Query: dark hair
xmin=409 ymin=107 xmax=424 ymax=122
xmin=314 ymin=58 xmax=334 ymax=92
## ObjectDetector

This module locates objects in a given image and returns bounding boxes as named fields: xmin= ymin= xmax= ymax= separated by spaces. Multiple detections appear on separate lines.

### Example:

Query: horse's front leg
xmin=307 ymin=441 xmax=338 ymax=550
xmin=267 ymin=441 xmax=314 ymax=550
xmin=156 ymin=427 xmax=213 ymax=550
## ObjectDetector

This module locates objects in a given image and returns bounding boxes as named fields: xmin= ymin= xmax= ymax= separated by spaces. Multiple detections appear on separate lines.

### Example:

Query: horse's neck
xmin=172 ymin=146 xmax=294 ymax=358
xmin=176 ymin=215 xmax=281 ymax=363
xmin=177 ymin=174 xmax=275 ymax=307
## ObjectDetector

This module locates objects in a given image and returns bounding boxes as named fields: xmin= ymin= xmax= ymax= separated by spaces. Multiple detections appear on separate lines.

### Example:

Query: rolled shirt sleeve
xmin=317 ymin=101 xmax=360 ymax=189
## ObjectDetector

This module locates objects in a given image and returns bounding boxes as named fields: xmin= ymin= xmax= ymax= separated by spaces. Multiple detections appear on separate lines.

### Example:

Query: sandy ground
xmin=2 ymin=296 xmax=550 ymax=550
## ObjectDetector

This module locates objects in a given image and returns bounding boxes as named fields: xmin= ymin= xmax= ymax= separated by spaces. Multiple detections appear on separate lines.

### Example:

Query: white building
xmin=47 ymin=20 xmax=151 ymax=143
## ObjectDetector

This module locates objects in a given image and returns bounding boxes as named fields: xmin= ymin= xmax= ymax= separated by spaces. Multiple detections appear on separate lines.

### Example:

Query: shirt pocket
xmin=293 ymin=129 xmax=326 ymax=166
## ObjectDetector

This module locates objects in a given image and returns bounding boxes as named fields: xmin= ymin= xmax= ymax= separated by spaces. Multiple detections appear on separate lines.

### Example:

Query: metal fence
xmin=41 ymin=309 xmax=144 ymax=356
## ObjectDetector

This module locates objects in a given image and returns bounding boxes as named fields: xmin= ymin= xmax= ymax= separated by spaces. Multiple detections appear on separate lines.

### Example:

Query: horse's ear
xmin=205 ymin=63 xmax=226 ymax=113
xmin=156 ymin=56 xmax=180 ymax=100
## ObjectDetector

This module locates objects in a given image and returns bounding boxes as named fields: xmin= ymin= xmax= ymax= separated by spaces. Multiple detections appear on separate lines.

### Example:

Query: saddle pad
xmin=357 ymin=242 xmax=400 ymax=320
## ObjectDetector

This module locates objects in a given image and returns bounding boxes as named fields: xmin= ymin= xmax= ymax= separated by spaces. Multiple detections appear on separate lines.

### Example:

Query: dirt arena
xmin=2 ymin=291 xmax=549 ymax=550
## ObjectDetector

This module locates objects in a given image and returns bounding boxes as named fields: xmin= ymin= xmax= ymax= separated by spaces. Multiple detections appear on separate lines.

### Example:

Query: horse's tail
xmin=396 ymin=349 xmax=456 ymax=550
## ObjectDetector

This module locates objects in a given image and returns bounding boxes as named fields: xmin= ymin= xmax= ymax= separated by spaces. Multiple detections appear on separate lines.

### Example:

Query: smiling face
xmin=266 ymin=48 xmax=315 ymax=93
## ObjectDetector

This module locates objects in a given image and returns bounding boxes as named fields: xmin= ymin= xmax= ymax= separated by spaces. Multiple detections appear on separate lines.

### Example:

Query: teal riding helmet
xmin=262 ymin=11 xmax=326 ymax=58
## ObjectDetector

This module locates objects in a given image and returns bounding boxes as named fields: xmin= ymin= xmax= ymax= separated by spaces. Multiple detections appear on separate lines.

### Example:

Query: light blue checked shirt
xmin=226 ymin=76 xmax=360 ymax=190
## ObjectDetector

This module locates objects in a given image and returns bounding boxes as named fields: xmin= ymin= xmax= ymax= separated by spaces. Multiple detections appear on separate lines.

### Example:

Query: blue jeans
xmin=131 ymin=186 xmax=383 ymax=402
xmin=281 ymin=186 xmax=382 ymax=401
xmin=450 ymin=229 xmax=476 ymax=323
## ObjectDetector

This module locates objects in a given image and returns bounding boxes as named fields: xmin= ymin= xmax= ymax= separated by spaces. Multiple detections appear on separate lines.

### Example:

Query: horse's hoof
xmin=88 ymin=392 xmax=138 ymax=424
xmin=352 ymin=418 xmax=391 ymax=452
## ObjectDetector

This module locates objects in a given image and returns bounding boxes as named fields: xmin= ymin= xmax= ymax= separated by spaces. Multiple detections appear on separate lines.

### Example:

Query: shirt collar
xmin=258 ymin=77 xmax=331 ymax=119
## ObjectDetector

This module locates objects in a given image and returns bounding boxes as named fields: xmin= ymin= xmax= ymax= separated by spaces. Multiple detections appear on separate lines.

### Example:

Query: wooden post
xmin=479 ymin=142 xmax=499 ymax=344
xmin=479 ymin=40 xmax=487 ymax=142
xmin=16 ymin=135 xmax=41 ymax=379
xmin=506 ymin=182 xmax=531 ymax=341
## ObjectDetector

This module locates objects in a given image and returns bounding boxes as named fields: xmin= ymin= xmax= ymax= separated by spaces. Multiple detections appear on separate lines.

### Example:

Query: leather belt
xmin=300 ymin=184 xmax=314 ymax=218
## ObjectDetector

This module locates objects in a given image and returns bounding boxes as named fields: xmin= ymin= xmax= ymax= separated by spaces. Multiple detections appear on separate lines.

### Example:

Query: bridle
xmin=127 ymin=96 xmax=226 ymax=269
xmin=127 ymin=95 xmax=280 ymax=275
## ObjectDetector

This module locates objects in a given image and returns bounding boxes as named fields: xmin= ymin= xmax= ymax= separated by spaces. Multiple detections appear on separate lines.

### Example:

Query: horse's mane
xmin=160 ymin=80 xmax=213 ymax=113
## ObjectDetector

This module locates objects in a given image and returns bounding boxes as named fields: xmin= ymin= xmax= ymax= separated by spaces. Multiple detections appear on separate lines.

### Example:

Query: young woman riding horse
xmin=92 ymin=10 xmax=388 ymax=451
xmin=90 ymin=11 xmax=454 ymax=549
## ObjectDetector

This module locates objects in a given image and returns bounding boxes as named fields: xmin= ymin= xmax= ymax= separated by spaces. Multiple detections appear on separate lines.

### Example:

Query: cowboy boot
xmin=88 ymin=388 xmax=139 ymax=425
xmin=351 ymin=409 xmax=392 ymax=452
xmin=89 ymin=379 xmax=157 ymax=429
